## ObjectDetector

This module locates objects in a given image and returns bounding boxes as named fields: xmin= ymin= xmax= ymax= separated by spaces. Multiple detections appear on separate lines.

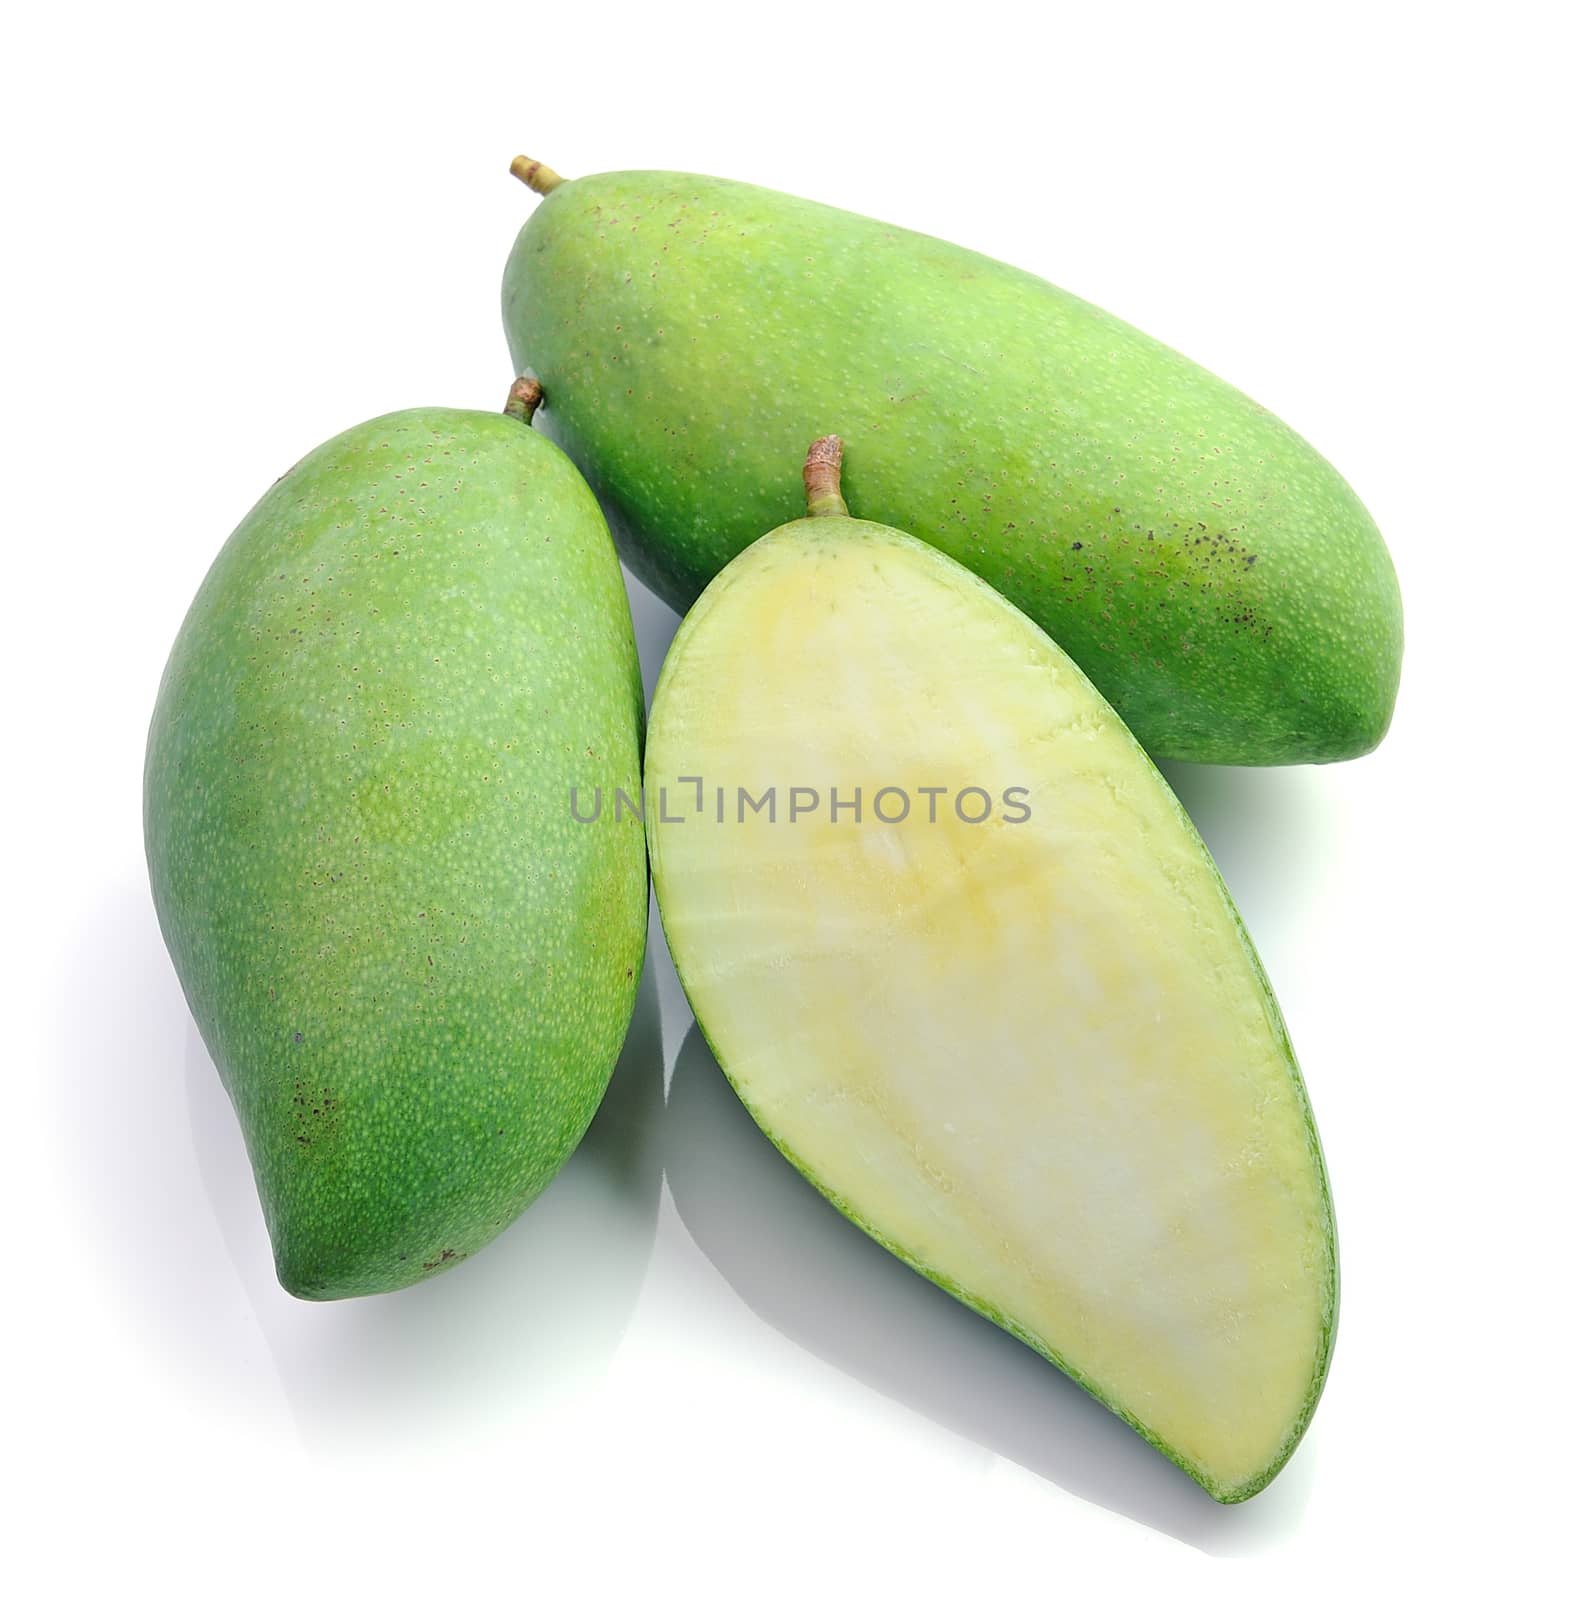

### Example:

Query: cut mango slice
xmin=646 ymin=480 xmax=1336 ymax=1502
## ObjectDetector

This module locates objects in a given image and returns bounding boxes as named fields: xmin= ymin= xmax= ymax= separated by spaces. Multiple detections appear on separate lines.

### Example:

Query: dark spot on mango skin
xmin=289 ymin=1081 xmax=340 ymax=1150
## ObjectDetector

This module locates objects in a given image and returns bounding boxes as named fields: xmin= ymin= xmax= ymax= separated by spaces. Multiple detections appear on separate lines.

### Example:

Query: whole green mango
xmin=145 ymin=383 xmax=647 ymax=1299
xmin=502 ymin=160 xmax=1401 ymax=764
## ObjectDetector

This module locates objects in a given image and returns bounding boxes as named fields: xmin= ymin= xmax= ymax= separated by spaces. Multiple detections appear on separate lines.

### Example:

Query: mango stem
xmin=803 ymin=436 xmax=849 ymax=518
xmin=504 ymin=376 xmax=543 ymax=423
xmin=509 ymin=156 xmax=566 ymax=195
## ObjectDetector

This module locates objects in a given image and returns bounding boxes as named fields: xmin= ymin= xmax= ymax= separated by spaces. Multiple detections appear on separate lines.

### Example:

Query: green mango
xmin=145 ymin=383 xmax=647 ymax=1299
xmin=502 ymin=159 xmax=1401 ymax=765
xmin=644 ymin=439 xmax=1337 ymax=1501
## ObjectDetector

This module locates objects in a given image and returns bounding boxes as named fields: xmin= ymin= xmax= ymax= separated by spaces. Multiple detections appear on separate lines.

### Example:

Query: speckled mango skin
xmin=503 ymin=170 xmax=1402 ymax=765
xmin=144 ymin=407 xmax=647 ymax=1299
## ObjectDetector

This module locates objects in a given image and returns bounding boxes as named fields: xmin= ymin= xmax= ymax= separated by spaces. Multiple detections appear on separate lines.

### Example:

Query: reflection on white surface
xmin=1155 ymin=760 xmax=1339 ymax=952
xmin=664 ymin=1024 xmax=1315 ymax=1554
xmin=74 ymin=887 xmax=665 ymax=1452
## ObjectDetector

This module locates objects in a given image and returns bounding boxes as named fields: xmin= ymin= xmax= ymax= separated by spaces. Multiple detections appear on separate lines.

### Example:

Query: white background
xmin=6 ymin=2 xmax=1589 ymax=1591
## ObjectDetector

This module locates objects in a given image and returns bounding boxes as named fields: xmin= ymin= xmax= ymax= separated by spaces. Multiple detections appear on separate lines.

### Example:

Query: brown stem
xmin=504 ymin=376 xmax=543 ymax=424
xmin=803 ymin=435 xmax=849 ymax=518
xmin=509 ymin=155 xmax=566 ymax=195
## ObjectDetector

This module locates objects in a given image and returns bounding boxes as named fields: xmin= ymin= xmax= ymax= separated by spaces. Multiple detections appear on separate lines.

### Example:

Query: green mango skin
xmin=145 ymin=407 xmax=647 ymax=1299
xmin=503 ymin=170 xmax=1402 ymax=765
